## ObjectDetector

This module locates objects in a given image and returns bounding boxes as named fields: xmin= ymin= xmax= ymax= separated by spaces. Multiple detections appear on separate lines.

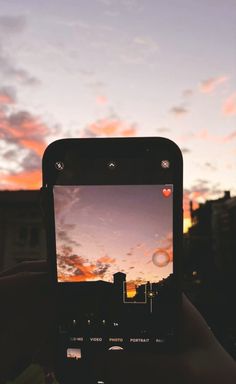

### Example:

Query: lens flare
xmin=152 ymin=249 xmax=170 ymax=267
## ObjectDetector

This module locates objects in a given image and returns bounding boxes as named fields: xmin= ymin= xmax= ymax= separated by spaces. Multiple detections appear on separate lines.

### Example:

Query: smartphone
xmin=42 ymin=137 xmax=183 ymax=383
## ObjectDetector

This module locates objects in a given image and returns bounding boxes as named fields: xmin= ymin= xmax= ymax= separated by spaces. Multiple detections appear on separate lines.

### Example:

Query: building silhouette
xmin=211 ymin=192 xmax=236 ymax=282
xmin=113 ymin=271 xmax=127 ymax=303
xmin=0 ymin=190 xmax=46 ymax=271
xmin=185 ymin=190 xmax=236 ymax=283
xmin=183 ymin=191 xmax=236 ymax=358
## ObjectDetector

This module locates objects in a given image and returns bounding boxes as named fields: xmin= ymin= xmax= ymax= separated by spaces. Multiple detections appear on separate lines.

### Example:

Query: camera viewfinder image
xmin=54 ymin=185 xmax=175 ymax=345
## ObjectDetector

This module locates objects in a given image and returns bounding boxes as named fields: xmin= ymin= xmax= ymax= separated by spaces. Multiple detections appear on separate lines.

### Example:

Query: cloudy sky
xmin=54 ymin=185 xmax=173 ymax=285
xmin=0 ymin=0 xmax=235 ymax=229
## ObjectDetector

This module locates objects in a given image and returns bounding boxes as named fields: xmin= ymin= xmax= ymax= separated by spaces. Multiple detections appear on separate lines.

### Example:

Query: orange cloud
xmin=0 ymin=105 xmax=53 ymax=189
xmin=0 ymin=93 xmax=14 ymax=104
xmin=20 ymin=138 xmax=46 ymax=156
xmin=120 ymin=127 xmax=137 ymax=136
xmin=222 ymin=92 xmax=236 ymax=116
xmin=0 ymin=169 xmax=41 ymax=189
xmin=86 ymin=118 xmax=137 ymax=137
xmin=97 ymin=255 xmax=116 ymax=264
xmin=4 ymin=111 xmax=48 ymax=156
xmin=57 ymin=250 xmax=97 ymax=282
xmin=57 ymin=246 xmax=114 ymax=282
xmin=199 ymin=75 xmax=228 ymax=93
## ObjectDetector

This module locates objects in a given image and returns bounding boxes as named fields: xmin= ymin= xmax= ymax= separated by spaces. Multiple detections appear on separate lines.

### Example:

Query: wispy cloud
xmin=54 ymin=186 xmax=81 ymax=224
xmin=181 ymin=147 xmax=191 ymax=154
xmin=204 ymin=162 xmax=217 ymax=171
xmin=99 ymin=0 xmax=143 ymax=12
xmin=156 ymin=127 xmax=171 ymax=133
xmin=199 ymin=75 xmax=228 ymax=93
xmin=57 ymin=227 xmax=81 ymax=248
xmin=96 ymin=95 xmax=108 ymax=106
xmin=84 ymin=117 xmax=137 ymax=137
xmin=0 ymin=15 xmax=26 ymax=35
xmin=182 ymin=89 xmax=194 ymax=98
xmin=133 ymin=36 xmax=158 ymax=54
xmin=0 ymin=89 xmax=58 ymax=189
xmin=178 ymin=128 xmax=236 ymax=143
xmin=97 ymin=255 xmax=116 ymax=264
xmin=0 ymin=86 xmax=16 ymax=104
xmin=222 ymin=92 xmax=236 ymax=116
xmin=0 ymin=15 xmax=39 ymax=85
xmin=57 ymin=245 xmax=115 ymax=282
xmin=184 ymin=179 xmax=222 ymax=214
xmin=170 ymin=105 xmax=189 ymax=116
xmin=119 ymin=34 xmax=159 ymax=65
xmin=2 ymin=110 xmax=49 ymax=156
xmin=0 ymin=48 xmax=39 ymax=85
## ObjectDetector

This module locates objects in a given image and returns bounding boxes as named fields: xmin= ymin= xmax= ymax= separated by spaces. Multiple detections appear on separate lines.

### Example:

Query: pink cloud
xmin=97 ymin=255 xmax=116 ymax=264
xmin=0 ymin=101 xmax=56 ymax=190
xmin=178 ymin=128 xmax=236 ymax=144
xmin=222 ymin=92 xmax=236 ymax=116
xmin=1 ymin=110 xmax=49 ymax=156
xmin=0 ymin=169 xmax=42 ymax=190
xmin=0 ymin=87 xmax=16 ymax=104
xmin=199 ymin=75 xmax=228 ymax=93
xmin=96 ymin=95 xmax=108 ymax=106
xmin=85 ymin=117 xmax=137 ymax=137
xmin=224 ymin=131 xmax=236 ymax=141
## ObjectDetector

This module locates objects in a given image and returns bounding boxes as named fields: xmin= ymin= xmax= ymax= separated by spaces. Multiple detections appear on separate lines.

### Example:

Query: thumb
xmin=181 ymin=293 xmax=217 ymax=349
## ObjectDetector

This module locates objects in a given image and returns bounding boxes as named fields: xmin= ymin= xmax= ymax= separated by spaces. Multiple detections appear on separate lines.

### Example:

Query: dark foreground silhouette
xmin=0 ymin=260 xmax=236 ymax=384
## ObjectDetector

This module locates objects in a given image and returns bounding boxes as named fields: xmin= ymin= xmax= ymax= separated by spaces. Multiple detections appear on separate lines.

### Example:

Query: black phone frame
xmin=41 ymin=137 xmax=183 ymax=380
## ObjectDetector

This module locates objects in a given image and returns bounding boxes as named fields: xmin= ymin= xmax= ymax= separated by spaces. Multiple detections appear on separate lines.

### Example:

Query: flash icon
xmin=55 ymin=161 xmax=64 ymax=171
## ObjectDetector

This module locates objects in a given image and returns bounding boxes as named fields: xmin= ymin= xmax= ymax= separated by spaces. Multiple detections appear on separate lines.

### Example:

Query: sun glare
xmin=183 ymin=217 xmax=192 ymax=233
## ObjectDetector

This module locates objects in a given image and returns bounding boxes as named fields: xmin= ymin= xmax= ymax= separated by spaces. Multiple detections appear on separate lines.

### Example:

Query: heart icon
xmin=162 ymin=188 xmax=172 ymax=198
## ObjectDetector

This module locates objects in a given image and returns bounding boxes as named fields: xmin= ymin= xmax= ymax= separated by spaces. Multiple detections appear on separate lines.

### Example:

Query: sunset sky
xmin=54 ymin=185 xmax=173 ymax=284
xmin=0 ymin=0 xmax=235 ymax=230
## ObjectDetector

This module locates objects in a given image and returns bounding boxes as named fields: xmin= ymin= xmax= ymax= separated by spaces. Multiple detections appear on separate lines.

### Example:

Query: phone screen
xmin=53 ymin=183 xmax=176 ymax=371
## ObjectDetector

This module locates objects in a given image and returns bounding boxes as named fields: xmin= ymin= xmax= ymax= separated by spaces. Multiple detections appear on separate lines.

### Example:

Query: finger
xmin=181 ymin=294 xmax=217 ymax=349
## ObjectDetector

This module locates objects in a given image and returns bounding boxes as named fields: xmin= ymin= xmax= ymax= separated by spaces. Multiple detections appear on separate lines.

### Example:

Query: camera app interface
xmin=54 ymin=184 xmax=175 ymax=364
